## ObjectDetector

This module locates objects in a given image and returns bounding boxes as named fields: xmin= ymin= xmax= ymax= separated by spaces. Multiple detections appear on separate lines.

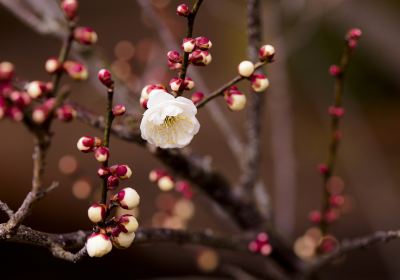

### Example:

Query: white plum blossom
xmin=140 ymin=91 xmax=200 ymax=149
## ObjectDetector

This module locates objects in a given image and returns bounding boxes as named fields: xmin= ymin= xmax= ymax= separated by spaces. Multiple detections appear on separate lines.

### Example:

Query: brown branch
xmin=306 ymin=229 xmax=400 ymax=274
xmin=237 ymin=0 xmax=265 ymax=196
xmin=0 ymin=201 xmax=13 ymax=218
xmin=176 ymin=0 xmax=204 ymax=96
xmin=196 ymin=61 xmax=267 ymax=109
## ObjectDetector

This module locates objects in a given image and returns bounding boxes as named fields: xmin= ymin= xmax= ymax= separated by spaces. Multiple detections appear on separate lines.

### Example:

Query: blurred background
xmin=0 ymin=0 xmax=399 ymax=279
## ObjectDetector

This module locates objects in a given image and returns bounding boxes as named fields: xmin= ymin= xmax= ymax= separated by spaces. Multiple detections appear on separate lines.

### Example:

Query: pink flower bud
xmin=10 ymin=91 xmax=31 ymax=108
xmin=111 ymin=231 xmax=135 ymax=249
xmin=318 ymin=236 xmax=338 ymax=254
xmin=94 ymin=147 xmax=110 ymax=163
xmin=86 ymin=233 xmax=112 ymax=258
xmin=74 ymin=26 xmax=98 ymax=45
xmin=45 ymin=58 xmax=62 ymax=74
xmin=63 ymin=61 xmax=88 ymax=80
xmin=258 ymin=45 xmax=275 ymax=61
xmin=346 ymin=28 xmax=362 ymax=41
xmin=107 ymin=175 xmax=119 ymax=190
xmin=149 ymin=169 xmax=167 ymax=182
xmin=184 ymin=77 xmax=195 ymax=90
xmin=168 ymin=61 xmax=182 ymax=70
xmin=98 ymin=69 xmax=114 ymax=88
xmin=260 ymin=244 xmax=273 ymax=256
xmin=176 ymin=4 xmax=190 ymax=17
xmin=257 ymin=232 xmax=269 ymax=242
xmin=112 ymin=104 xmax=126 ymax=116
xmin=347 ymin=39 xmax=358 ymax=50
xmin=97 ymin=166 xmax=110 ymax=178
xmin=308 ymin=210 xmax=322 ymax=224
xmin=32 ymin=106 xmax=48 ymax=124
xmin=0 ymin=61 xmax=14 ymax=81
xmin=118 ymin=214 xmax=139 ymax=233
xmin=224 ymin=86 xmax=247 ymax=111
xmin=115 ymin=164 xmax=132 ymax=179
xmin=61 ymin=0 xmax=78 ymax=21
xmin=238 ymin=60 xmax=255 ymax=77
xmin=329 ymin=195 xmax=345 ymax=208
xmin=8 ymin=106 xmax=23 ymax=122
xmin=317 ymin=163 xmax=329 ymax=175
xmin=77 ymin=136 xmax=95 ymax=152
xmin=191 ymin=92 xmax=204 ymax=105
xmin=87 ymin=203 xmax=106 ymax=223
xmin=324 ymin=209 xmax=339 ymax=223
xmin=56 ymin=104 xmax=76 ymax=122
xmin=167 ymin=50 xmax=182 ymax=63
xmin=250 ymin=74 xmax=269 ymax=92
xmin=157 ymin=175 xmax=175 ymax=191
xmin=182 ymin=38 xmax=196 ymax=53
xmin=189 ymin=50 xmax=212 ymax=66
xmin=169 ymin=77 xmax=184 ymax=92
xmin=329 ymin=65 xmax=342 ymax=77
xmin=195 ymin=36 xmax=212 ymax=50
xmin=248 ymin=241 xmax=259 ymax=252
xmin=328 ymin=106 xmax=345 ymax=118
xmin=26 ymin=81 xmax=48 ymax=99
xmin=115 ymin=187 xmax=140 ymax=210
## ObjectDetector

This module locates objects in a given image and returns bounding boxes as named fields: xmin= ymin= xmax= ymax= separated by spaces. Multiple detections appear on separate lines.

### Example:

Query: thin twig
xmin=319 ymin=40 xmax=356 ymax=234
xmin=176 ymin=0 xmax=204 ymax=96
xmin=306 ymin=229 xmax=400 ymax=274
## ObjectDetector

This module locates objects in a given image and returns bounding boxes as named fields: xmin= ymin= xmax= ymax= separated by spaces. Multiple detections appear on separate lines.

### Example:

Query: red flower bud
xmin=176 ymin=4 xmax=190 ymax=17
xmin=191 ymin=92 xmax=204 ymax=105
xmin=107 ymin=175 xmax=119 ymax=190
xmin=258 ymin=45 xmax=275 ymax=61
xmin=97 ymin=166 xmax=110 ymax=178
xmin=328 ymin=106 xmax=345 ymax=118
xmin=56 ymin=104 xmax=76 ymax=122
xmin=61 ymin=0 xmax=78 ymax=21
xmin=63 ymin=61 xmax=88 ymax=80
xmin=224 ymin=86 xmax=246 ymax=111
xmin=77 ymin=136 xmax=95 ymax=152
xmin=97 ymin=68 xmax=114 ymax=88
xmin=250 ymin=74 xmax=269 ymax=92
xmin=167 ymin=50 xmax=182 ymax=63
xmin=329 ymin=65 xmax=342 ymax=77
xmin=74 ymin=26 xmax=98 ymax=45
xmin=94 ymin=147 xmax=110 ymax=163
xmin=45 ymin=58 xmax=62 ymax=74
xmin=195 ymin=36 xmax=212 ymax=50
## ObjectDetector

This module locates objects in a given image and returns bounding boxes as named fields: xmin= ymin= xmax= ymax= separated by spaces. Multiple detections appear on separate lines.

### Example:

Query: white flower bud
xmin=116 ymin=187 xmax=140 ymax=210
xmin=86 ymin=233 xmax=112 ymax=257
xmin=228 ymin=94 xmax=246 ymax=111
xmin=118 ymin=214 xmax=139 ymax=233
xmin=112 ymin=232 xmax=135 ymax=249
xmin=26 ymin=81 xmax=47 ymax=99
xmin=250 ymin=74 xmax=269 ymax=92
xmin=182 ymin=38 xmax=196 ymax=53
xmin=88 ymin=203 xmax=106 ymax=223
xmin=238 ymin=61 xmax=255 ymax=77
xmin=169 ymin=77 xmax=183 ymax=92
xmin=158 ymin=175 xmax=175 ymax=191
xmin=45 ymin=58 xmax=61 ymax=74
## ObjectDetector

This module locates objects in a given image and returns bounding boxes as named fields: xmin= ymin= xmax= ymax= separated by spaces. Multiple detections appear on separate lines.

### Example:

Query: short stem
xmin=101 ymin=88 xmax=115 ymax=204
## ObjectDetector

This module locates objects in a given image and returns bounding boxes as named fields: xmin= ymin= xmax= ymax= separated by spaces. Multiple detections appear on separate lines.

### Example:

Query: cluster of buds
xmin=248 ymin=232 xmax=272 ymax=256
xmin=149 ymin=169 xmax=194 ymax=199
xmin=0 ymin=62 xmax=30 ymax=122
xmin=83 ymin=69 xmax=140 ymax=258
xmin=223 ymin=44 xmax=273 ymax=111
xmin=345 ymin=28 xmax=362 ymax=50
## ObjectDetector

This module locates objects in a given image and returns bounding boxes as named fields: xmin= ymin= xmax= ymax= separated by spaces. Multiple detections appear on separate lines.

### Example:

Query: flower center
xmin=163 ymin=115 xmax=179 ymax=128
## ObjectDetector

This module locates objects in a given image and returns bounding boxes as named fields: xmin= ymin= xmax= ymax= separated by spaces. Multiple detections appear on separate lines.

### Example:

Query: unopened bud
xmin=308 ymin=210 xmax=322 ymax=224
xmin=88 ymin=203 xmax=106 ymax=223
xmin=32 ymin=107 xmax=48 ymax=124
xmin=107 ymin=175 xmax=119 ymax=190
xmin=167 ymin=50 xmax=182 ymax=63
xmin=61 ymin=0 xmax=78 ymax=21
xmin=176 ymin=4 xmax=190 ymax=17
xmin=224 ymin=86 xmax=246 ymax=111
xmin=258 ymin=45 xmax=275 ymax=61
xmin=94 ymin=146 xmax=110 ymax=163
xmin=158 ymin=175 xmax=175 ymax=191
xmin=115 ymin=164 xmax=132 ymax=179
xmin=195 ymin=36 xmax=212 ymax=50
xmin=191 ymin=92 xmax=204 ymax=105
xmin=238 ymin=60 xmax=255 ymax=77
xmin=0 ymin=61 xmax=14 ymax=81
xmin=169 ymin=77 xmax=184 ymax=92
xmin=77 ymin=136 xmax=95 ymax=152
xmin=118 ymin=214 xmax=139 ymax=233
xmin=149 ymin=169 xmax=167 ymax=182
xmin=112 ymin=104 xmax=126 ymax=116
xmin=86 ymin=233 xmax=112 ymax=258
xmin=250 ymin=74 xmax=269 ymax=92
xmin=64 ymin=61 xmax=88 ymax=80
xmin=74 ymin=26 xmax=98 ymax=45
xmin=111 ymin=231 xmax=135 ymax=249
xmin=182 ymin=38 xmax=196 ymax=53
xmin=115 ymin=187 xmax=140 ymax=210
xmin=56 ymin=104 xmax=76 ymax=122
xmin=26 ymin=81 xmax=48 ymax=99
xmin=45 ymin=58 xmax=62 ymax=74
xmin=189 ymin=50 xmax=212 ymax=66
xmin=97 ymin=167 xmax=110 ymax=178
xmin=184 ymin=77 xmax=195 ymax=90
xmin=98 ymin=69 xmax=114 ymax=88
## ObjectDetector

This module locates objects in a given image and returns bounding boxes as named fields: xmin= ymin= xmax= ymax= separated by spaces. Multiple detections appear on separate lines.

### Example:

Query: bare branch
xmin=307 ymin=230 xmax=400 ymax=274
xmin=0 ymin=201 xmax=13 ymax=218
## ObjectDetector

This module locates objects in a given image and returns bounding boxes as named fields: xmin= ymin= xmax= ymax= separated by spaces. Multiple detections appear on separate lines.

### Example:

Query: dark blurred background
xmin=0 ymin=0 xmax=399 ymax=279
